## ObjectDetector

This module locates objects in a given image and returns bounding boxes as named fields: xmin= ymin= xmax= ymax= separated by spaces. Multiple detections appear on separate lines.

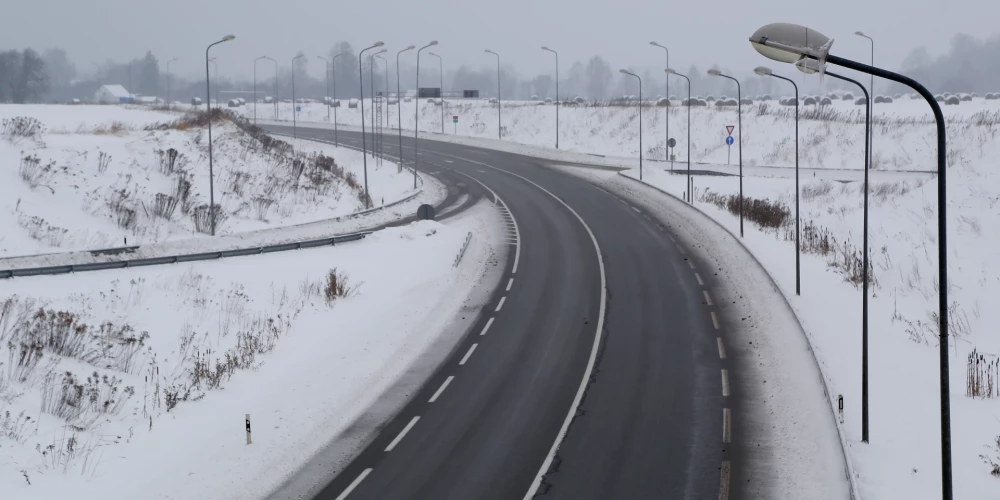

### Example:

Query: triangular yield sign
xmin=726 ymin=125 xmax=735 ymax=136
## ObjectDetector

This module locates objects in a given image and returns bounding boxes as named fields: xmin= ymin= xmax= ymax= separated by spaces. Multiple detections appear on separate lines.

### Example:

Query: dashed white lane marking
xmin=711 ymin=311 xmax=720 ymax=330
xmin=334 ymin=468 xmax=373 ymax=500
xmin=445 ymin=159 xmax=453 ymax=163
xmin=480 ymin=317 xmax=495 ymax=336
xmin=717 ymin=337 xmax=727 ymax=359
xmin=459 ymin=343 xmax=478 ymax=365
xmin=384 ymin=416 xmax=420 ymax=452
xmin=428 ymin=376 xmax=455 ymax=403
xmin=632 ymin=206 xmax=641 ymax=213
xmin=719 ymin=461 xmax=731 ymax=500
xmin=688 ymin=260 xmax=695 ymax=270
xmin=721 ymin=369 xmax=730 ymax=397
xmin=695 ymin=272 xmax=704 ymax=285
xmin=677 ymin=245 xmax=686 ymax=255
xmin=506 ymin=278 xmax=513 ymax=291
xmin=669 ymin=234 xmax=677 ymax=242
xmin=495 ymin=296 xmax=506 ymax=312
xmin=723 ymin=408 xmax=732 ymax=443
xmin=703 ymin=290 xmax=714 ymax=306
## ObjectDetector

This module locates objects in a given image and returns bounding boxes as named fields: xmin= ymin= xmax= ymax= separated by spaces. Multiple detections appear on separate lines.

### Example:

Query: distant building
xmin=133 ymin=95 xmax=164 ymax=105
xmin=95 ymin=84 xmax=131 ymax=104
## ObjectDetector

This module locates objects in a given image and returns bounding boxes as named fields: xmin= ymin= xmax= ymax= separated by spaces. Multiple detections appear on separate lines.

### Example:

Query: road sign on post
xmin=726 ymin=125 xmax=735 ymax=136
xmin=726 ymin=135 xmax=734 ymax=165
xmin=453 ymin=115 xmax=458 ymax=134
xmin=668 ymin=138 xmax=676 ymax=170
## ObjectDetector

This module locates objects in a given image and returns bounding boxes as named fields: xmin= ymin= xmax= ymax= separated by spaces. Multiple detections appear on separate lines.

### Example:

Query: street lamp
xmin=208 ymin=58 xmax=217 ymax=108
xmin=332 ymin=52 xmax=349 ymax=146
xmin=755 ymin=65 xmax=800 ymax=296
xmin=396 ymin=45 xmax=416 ymax=186
xmin=317 ymin=55 xmax=331 ymax=122
xmin=428 ymin=51 xmax=444 ymax=134
xmin=369 ymin=48 xmax=388 ymax=157
xmin=415 ymin=41 xmax=439 ymax=193
xmin=650 ymin=41 xmax=670 ymax=161
xmin=485 ymin=49 xmax=501 ymax=139
xmin=205 ymin=34 xmax=235 ymax=237
xmin=359 ymin=41 xmax=385 ymax=209
xmin=541 ymin=46 xmax=559 ymax=149
xmin=665 ymin=68 xmax=691 ymax=204
xmin=254 ymin=56 xmax=269 ymax=124
xmin=707 ymin=68 xmax=744 ymax=237
xmin=291 ymin=53 xmax=306 ymax=139
xmin=619 ymin=69 xmax=642 ymax=181
xmin=797 ymin=56 xmax=871 ymax=445
xmin=165 ymin=58 xmax=177 ymax=107
xmin=128 ymin=61 xmax=134 ymax=103
xmin=376 ymin=54 xmax=389 ymax=161
xmin=856 ymin=31 xmax=875 ymax=171
xmin=750 ymin=22 xmax=953 ymax=500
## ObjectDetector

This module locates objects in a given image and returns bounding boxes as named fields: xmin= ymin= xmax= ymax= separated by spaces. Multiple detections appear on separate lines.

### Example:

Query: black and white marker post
xmin=246 ymin=413 xmax=252 ymax=445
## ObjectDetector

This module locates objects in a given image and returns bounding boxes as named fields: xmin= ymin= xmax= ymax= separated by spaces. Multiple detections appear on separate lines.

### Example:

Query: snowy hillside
xmin=0 ymin=105 xmax=417 ymax=258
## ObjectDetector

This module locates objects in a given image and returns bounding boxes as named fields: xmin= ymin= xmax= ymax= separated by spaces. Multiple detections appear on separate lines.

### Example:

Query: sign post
xmin=668 ymin=138 xmax=676 ymax=171
xmin=453 ymin=115 xmax=458 ymax=135
xmin=725 ymin=126 xmax=735 ymax=165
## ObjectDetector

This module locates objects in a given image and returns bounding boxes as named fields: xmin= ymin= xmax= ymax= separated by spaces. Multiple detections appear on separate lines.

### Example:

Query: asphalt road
xmin=263 ymin=124 xmax=738 ymax=500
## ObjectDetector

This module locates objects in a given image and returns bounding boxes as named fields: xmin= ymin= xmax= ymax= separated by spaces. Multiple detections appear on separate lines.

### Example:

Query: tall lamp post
xmin=485 ymin=49 xmax=501 ymax=139
xmin=332 ymin=52 xmax=348 ymax=146
xmin=368 ymin=49 xmax=388 ymax=156
xmin=665 ymin=68 xmax=691 ymax=204
xmin=208 ymin=58 xmax=218 ymax=108
xmin=165 ymin=58 xmax=177 ymax=106
xmin=619 ymin=69 xmax=642 ymax=181
xmin=396 ymin=45 xmax=416 ymax=185
xmin=541 ymin=46 xmax=559 ymax=149
xmin=750 ymin=23 xmax=952 ymax=499
xmin=291 ymin=53 xmax=306 ymax=139
xmin=755 ymin=66 xmax=800 ymax=296
xmin=359 ymin=41 xmax=385 ymax=209
xmin=317 ymin=55 xmax=331 ymax=122
xmin=650 ymin=41 xmax=670 ymax=160
xmin=708 ymin=68 xmax=744 ymax=237
xmin=253 ymin=56 xmax=269 ymax=124
xmin=428 ymin=51 xmax=444 ymax=134
xmin=856 ymin=31 xmax=874 ymax=171
xmin=128 ymin=61 xmax=134 ymax=103
xmin=205 ymin=34 xmax=235 ymax=237
xmin=415 ymin=41 xmax=439 ymax=191
xmin=376 ymin=54 xmax=389 ymax=160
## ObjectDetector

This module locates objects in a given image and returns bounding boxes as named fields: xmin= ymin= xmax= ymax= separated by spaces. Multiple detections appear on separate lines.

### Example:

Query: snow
xmin=0 ymin=105 xmax=432 ymax=259
xmin=0 ymin=205 xmax=502 ymax=499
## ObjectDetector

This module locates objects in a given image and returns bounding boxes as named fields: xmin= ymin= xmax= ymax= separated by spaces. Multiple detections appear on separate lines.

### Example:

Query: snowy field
xmin=0 ymin=105 xmax=419 ymax=258
xmin=0 ymin=206 xmax=500 ymax=499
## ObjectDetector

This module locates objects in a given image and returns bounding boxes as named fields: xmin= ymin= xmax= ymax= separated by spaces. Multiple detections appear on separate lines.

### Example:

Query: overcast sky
xmin=2 ymin=0 xmax=997 ymax=80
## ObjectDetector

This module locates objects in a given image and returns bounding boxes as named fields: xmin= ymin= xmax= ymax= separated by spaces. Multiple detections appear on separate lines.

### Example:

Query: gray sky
xmin=2 ymin=0 xmax=998 ymax=80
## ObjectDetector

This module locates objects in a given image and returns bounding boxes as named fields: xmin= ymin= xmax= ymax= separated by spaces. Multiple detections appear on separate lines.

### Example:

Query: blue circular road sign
xmin=725 ymin=136 xmax=735 ymax=146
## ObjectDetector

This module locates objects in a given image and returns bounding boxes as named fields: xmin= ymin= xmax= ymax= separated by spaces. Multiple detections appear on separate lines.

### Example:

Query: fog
xmin=2 ymin=0 xmax=1000 ymax=102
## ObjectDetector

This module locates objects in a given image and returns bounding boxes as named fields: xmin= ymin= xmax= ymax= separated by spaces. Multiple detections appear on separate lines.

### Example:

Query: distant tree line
xmin=0 ymin=49 xmax=49 ymax=103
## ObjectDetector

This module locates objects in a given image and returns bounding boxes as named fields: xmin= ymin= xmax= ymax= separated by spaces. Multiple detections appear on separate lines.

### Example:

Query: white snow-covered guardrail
xmin=0 ymin=231 xmax=372 ymax=280
xmin=453 ymin=232 xmax=473 ymax=267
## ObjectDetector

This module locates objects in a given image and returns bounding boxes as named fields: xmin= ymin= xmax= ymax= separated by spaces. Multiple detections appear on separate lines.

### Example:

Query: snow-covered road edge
xmin=612 ymin=171 xmax=861 ymax=499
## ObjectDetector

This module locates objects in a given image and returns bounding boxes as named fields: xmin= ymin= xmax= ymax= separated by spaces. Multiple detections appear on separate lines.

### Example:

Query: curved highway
xmin=263 ymin=124 xmax=741 ymax=500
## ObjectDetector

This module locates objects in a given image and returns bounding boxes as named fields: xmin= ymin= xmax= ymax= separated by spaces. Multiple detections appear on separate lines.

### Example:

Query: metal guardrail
xmin=0 ymin=231 xmax=371 ymax=280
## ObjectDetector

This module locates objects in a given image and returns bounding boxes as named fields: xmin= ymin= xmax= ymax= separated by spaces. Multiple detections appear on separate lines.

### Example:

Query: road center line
xmin=717 ymin=337 xmax=727 ymax=359
xmin=723 ymin=408 xmax=732 ymax=443
xmin=428 ymin=376 xmax=455 ymax=403
xmin=719 ymin=461 xmax=731 ymax=500
xmin=459 ymin=343 xmax=478 ymax=365
xmin=384 ymin=416 xmax=420 ymax=452
xmin=480 ymin=317 xmax=495 ymax=336
xmin=632 ymin=206 xmax=641 ymax=213
xmin=495 ymin=296 xmax=506 ymax=312
xmin=703 ymin=290 xmax=713 ymax=306
xmin=711 ymin=311 xmax=720 ymax=330
xmin=695 ymin=272 xmax=704 ymax=285
xmin=688 ymin=260 xmax=695 ymax=270
xmin=334 ymin=468 xmax=373 ymax=500
xmin=506 ymin=278 xmax=513 ymax=291
xmin=721 ymin=369 xmax=730 ymax=397
xmin=677 ymin=245 xmax=686 ymax=255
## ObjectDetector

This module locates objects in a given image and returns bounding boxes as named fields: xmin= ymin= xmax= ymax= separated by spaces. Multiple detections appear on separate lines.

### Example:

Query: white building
xmin=94 ymin=84 xmax=131 ymax=104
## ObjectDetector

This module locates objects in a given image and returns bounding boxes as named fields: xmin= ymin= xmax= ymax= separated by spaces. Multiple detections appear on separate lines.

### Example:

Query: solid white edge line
xmin=480 ymin=317 xmax=495 ymax=336
xmin=384 ymin=416 xmax=420 ymax=452
xmin=711 ymin=311 xmax=720 ymax=330
xmin=695 ymin=272 xmax=704 ymax=285
xmin=703 ymin=290 xmax=713 ymax=306
xmin=717 ymin=337 xmax=727 ymax=359
xmin=721 ymin=369 xmax=730 ymax=397
xmin=404 ymin=148 xmax=608 ymax=500
xmin=506 ymin=277 xmax=514 ymax=291
xmin=723 ymin=408 xmax=732 ymax=443
xmin=632 ymin=206 xmax=641 ymax=213
xmin=459 ymin=343 xmax=478 ymax=365
xmin=428 ymin=376 xmax=455 ymax=403
xmin=719 ymin=460 xmax=731 ymax=500
xmin=334 ymin=468 xmax=373 ymax=500
xmin=451 ymin=170 xmax=521 ymax=274
xmin=495 ymin=296 xmax=506 ymax=312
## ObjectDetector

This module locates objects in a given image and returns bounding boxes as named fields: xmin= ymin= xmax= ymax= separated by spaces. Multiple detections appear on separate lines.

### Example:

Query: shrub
xmin=804 ymin=96 xmax=817 ymax=105
xmin=874 ymin=96 xmax=885 ymax=104
xmin=192 ymin=204 xmax=226 ymax=234
xmin=97 ymin=151 xmax=111 ymax=173
xmin=151 ymin=193 xmax=178 ymax=220
xmin=19 ymin=154 xmax=55 ymax=190
xmin=820 ymin=97 xmax=833 ymax=106
xmin=946 ymin=95 xmax=961 ymax=105
xmin=700 ymin=190 xmax=789 ymax=229
xmin=323 ymin=268 xmax=357 ymax=302
xmin=1 ymin=117 xmax=44 ymax=141
xmin=843 ymin=93 xmax=854 ymax=100
xmin=855 ymin=97 xmax=867 ymax=106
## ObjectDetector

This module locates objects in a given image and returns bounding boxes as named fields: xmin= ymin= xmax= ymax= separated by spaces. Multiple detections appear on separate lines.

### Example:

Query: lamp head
xmin=619 ymin=69 xmax=628 ymax=74
xmin=708 ymin=69 xmax=722 ymax=76
xmin=650 ymin=41 xmax=659 ymax=46
xmin=794 ymin=58 xmax=824 ymax=75
xmin=541 ymin=46 xmax=549 ymax=50
xmin=664 ymin=68 xmax=676 ymax=75
xmin=749 ymin=22 xmax=832 ymax=64
xmin=373 ymin=41 xmax=384 ymax=47
xmin=407 ymin=45 xmax=416 ymax=50
xmin=754 ymin=66 xmax=773 ymax=76
xmin=855 ymin=31 xmax=866 ymax=36
xmin=222 ymin=34 xmax=235 ymax=42
xmin=429 ymin=40 xmax=438 ymax=46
